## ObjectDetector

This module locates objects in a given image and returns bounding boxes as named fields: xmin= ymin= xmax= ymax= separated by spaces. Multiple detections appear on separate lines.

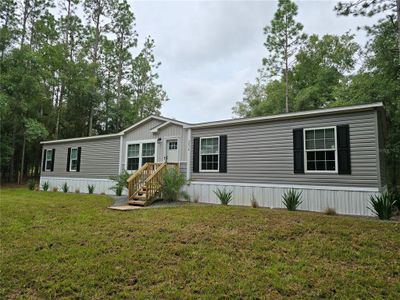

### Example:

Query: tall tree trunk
xmin=397 ymin=0 xmax=400 ymax=59
xmin=19 ymin=135 xmax=26 ymax=184
xmin=284 ymin=30 xmax=289 ymax=113
xmin=9 ymin=120 xmax=17 ymax=182
xmin=88 ymin=6 xmax=101 ymax=136
xmin=20 ymin=0 xmax=30 ymax=48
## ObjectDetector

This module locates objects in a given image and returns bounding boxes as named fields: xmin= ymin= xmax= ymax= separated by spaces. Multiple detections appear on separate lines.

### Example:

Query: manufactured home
xmin=40 ymin=102 xmax=386 ymax=216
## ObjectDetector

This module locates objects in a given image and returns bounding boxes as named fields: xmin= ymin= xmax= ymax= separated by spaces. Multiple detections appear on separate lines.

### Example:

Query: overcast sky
xmin=131 ymin=0 xmax=379 ymax=123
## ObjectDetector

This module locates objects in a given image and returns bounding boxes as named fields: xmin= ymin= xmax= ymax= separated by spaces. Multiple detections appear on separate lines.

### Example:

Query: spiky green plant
xmin=27 ymin=179 xmax=36 ymax=191
xmin=214 ymin=188 xmax=233 ymax=205
xmin=87 ymin=184 xmax=95 ymax=194
xmin=110 ymin=170 xmax=130 ymax=195
xmin=62 ymin=182 xmax=69 ymax=193
xmin=160 ymin=168 xmax=189 ymax=201
xmin=41 ymin=181 xmax=49 ymax=191
xmin=282 ymin=189 xmax=303 ymax=211
xmin=369 ymin=192 xmax=397 ymax=220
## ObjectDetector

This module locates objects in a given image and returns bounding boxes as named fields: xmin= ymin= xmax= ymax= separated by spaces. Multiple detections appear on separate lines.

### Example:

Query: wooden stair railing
xmin=127 ymin=163 xmax=162 ymax=200
xmin=128 ymin=162 xmax=179 ymax=206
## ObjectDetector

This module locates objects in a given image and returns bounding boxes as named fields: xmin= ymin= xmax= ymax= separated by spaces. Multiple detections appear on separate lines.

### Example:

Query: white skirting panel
xmin=186 ymin=182 xmax=380 ymax=216
xmin=39 ymin=176 xmax=127 ymax=195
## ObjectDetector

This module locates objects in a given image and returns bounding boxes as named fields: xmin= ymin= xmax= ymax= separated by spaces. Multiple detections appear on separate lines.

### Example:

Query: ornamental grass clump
xmin=214 ymin=188 xmax=233 ymax=205
xmin=110 ymin=170 xmax=130 ymax=196
xmin=27 ymin=179 xmax=36 ymax=191
xmin=282 ymin=189 xmax=303 ymax=211
xmin=251 ymin=194 xmax=259 ymax=208
xmin=369 ymin=192 xmax=397 ymax=220
xmin=324 ymin=207 xmax=337 ymax=216
xmin=87 ymin=184 xmax=95 ymax=194
xmin=41 ymin=181 xmax=49 ymax=191
xmin=62 ymin=182 xmax=69 ymax=193
xmin=160 ymin=168 xmax=189 ymax=201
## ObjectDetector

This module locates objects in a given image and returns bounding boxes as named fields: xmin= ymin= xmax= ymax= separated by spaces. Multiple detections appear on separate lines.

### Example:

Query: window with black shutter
xmin=293 ymin=129 xmax=304 ymax=174
xmin=337 ymin=125 xmax=351 ymax=174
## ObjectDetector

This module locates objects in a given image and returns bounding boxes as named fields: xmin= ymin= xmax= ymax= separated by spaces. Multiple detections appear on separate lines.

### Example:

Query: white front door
xmin=166 ymin=139 xmax=178 ymax=162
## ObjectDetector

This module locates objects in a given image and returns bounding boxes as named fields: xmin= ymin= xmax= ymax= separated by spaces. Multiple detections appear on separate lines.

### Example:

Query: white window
xmin=127 ymin=144 xmax=140 ymax=171
xmin=69 ymin=148 xmax=78 ymax=171
xmin=200 ymin=137 xmax=219 ymax=172
xmin=141 ymin=143 xmax=155 ymax=165
xmin=45 ymin=149 xmax=53 ymax=171
xmin=304 ymin=127 xmax=337 ymax=172
xmin=168 ymin=141 xmax=177 ymax=150
xmin=126 ymin=142 xmax=156 ymax=171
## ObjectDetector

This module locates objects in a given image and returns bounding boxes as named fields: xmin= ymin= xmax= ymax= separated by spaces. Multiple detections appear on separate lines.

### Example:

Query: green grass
xmin=1 ymin=189 xmax=399 ymax=299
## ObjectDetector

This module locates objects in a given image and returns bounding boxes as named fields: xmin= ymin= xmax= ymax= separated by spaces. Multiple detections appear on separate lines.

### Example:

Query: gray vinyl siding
xmin=121 ymin=119 xmax=164 ymax=170
xmin=41 ymin=136 xmax=120 ymax=179
xmin=191 ymin=110 xmax=380 ymax=188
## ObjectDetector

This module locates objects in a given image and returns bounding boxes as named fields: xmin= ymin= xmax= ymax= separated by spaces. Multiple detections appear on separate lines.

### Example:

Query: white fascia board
xmin=151 ymin=121 xmax=171 ymax=133
xmin=40 ymin=132 xmax=123 ymax=145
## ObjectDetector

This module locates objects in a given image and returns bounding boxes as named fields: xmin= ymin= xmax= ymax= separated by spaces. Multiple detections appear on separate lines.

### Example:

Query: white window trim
xmin=303 ymin=126 xmax=338 ymax=174
xmin=69 ymin=147 xmax=78 ymax=172
xmin=199 ymin=136 xmax=220 ymax=173
xmin=45 ymin=149 xmax=53 ymax=171
xmin=125 ymin=139 xmax=157 ymax=172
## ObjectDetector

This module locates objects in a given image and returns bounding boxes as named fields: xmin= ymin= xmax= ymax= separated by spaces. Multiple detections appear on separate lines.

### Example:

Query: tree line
xmin=0 ymin=0 xmax=168 ymax=183
xmin=233 ymin=0 xmax=400 ymax=194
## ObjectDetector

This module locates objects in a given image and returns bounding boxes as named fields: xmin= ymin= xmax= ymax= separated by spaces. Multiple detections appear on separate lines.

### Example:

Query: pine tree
xmin=263 ymin=0 xmax=306 ymax=113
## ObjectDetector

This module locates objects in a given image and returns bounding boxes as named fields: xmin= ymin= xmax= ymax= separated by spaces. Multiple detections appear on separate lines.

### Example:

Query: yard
xmin=1 ymin=189 xmax=399 ymax=299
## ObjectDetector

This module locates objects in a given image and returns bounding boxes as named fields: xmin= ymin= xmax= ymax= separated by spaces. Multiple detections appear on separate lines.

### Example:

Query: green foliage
xmin=62 ymin=182 xmax=69 ymax=193
xmin=334 ymin=0 xmax=395 ymax=18
xmin=369 ymin=192 xmax=398 ymax=220
xmin=87 ymin=184 xmax=95 ymax=194
xmin=262 ymin=0 xmax=307 ymax=112
xmin=160 ymin=168 xmax=189 ymax=202
xmin=27 ymin=179 xmax=36 ymax=190
xmin=282 ymin=189 xmax=303 ymax=211
xmin=110 ymin=170 xmax=130 ymax=195
xmin=41 ymin=181 xmax=49 ymax=191
xmin=0 ymin=0 xmax=167 ymax=182
xmin=214 ymin=188 xmax=233 ymax=205
xmin=114 ymin=186 xmax=123 ymax=196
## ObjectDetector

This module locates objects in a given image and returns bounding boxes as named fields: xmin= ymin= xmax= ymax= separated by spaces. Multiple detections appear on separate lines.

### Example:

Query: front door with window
xmin=166 ymin=139 xmax=178 ymax=162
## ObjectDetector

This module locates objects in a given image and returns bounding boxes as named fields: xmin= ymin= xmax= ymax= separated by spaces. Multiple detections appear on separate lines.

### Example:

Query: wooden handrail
xmin=127 ymin=162 xmax=162 ymax=199
xmin=127 ymin=163 xmax=150 ymax=183
xmin=144 ymin=162 xmax=167 ymax=183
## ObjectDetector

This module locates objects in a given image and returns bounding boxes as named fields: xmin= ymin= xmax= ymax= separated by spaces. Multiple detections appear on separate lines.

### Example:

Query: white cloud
xmin=131 ymin=0 xmax=381 ymax=123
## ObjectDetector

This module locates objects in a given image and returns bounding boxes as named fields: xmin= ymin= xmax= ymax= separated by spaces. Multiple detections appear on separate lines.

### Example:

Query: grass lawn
xmin=1 ymin=189 xmax=399 ymax=299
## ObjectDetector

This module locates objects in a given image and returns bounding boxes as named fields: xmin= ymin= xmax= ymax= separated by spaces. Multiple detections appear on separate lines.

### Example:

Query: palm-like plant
xmin=369 ymin=192 xmax=397 ymax=220
xmin=214 ymin=188 xmax=233 ymax=205
xmin=160 ymin=168 xmax=189 ymax=201
xmin=282 ymin=189 xmax=303 ymax=211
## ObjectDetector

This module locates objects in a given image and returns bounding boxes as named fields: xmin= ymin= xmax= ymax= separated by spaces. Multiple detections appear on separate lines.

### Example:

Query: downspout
xmin=186 ymin=128 xmax=191 ymax=181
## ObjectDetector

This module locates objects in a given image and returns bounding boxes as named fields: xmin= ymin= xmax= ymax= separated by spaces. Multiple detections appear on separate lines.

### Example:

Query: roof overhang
xmin=40 ymin=132 xmax=123 ymax=145
xmin=184 ymin=102 xmax=384 ymax=129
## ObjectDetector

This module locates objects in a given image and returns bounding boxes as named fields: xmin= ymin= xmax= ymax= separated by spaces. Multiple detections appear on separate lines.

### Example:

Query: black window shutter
xmin=51 ymin=149 xmax=55 ymax=171
xmin=76 ymin=147 xmax=82 ymax=172
xmin=293 ymin=129 xmax=304 ymax=174
xmin=42 ymin=149 xmax=46 ymax=172
xmin=66 ymin=148 xmax=71 ymax=172
xmin=337 ymin=125 xmax=351 ymax=174
xmin=193 ymin=137 xmax=200 ymax=173
xmin=219 ymin=135 xmax=227 ymax=173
